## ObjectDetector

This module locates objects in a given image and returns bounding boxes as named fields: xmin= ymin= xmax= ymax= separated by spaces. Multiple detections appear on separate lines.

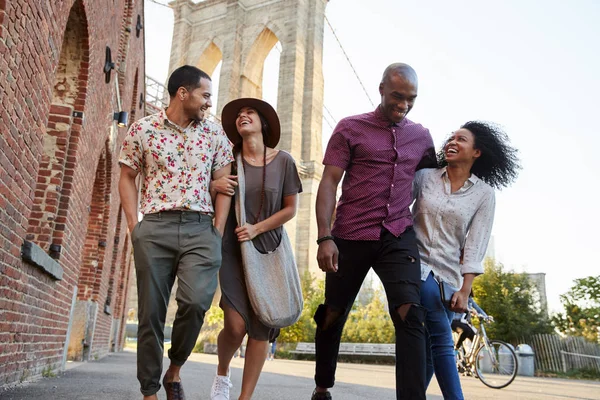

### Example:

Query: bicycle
xmin=454 ymin=312 xmax=518 ymax=389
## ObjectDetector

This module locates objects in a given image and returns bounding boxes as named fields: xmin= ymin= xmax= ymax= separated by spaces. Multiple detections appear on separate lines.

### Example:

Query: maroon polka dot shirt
xmin=324 ymin=106 xmax=436 ymax=240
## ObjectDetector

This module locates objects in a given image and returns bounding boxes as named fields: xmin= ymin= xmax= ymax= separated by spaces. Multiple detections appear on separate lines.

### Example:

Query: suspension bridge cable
xmin=148 ymin=2 xmax=360 ymax=126
xmin=322 ymin=114 xmax=335 ymax=131
xmin=324 ymin=15 xmax=376 ymax=108
xmin=323 ymin=104 xmax=337 ymax=125
xmin=147 ymin=0 xmax=171 ymax=8
xmin=149 ymin=2 xmax=373 ymax=111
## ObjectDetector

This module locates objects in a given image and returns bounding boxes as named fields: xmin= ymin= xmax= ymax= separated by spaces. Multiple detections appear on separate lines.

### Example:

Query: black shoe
xmin=311 ymin=390 xmax=332 ymax=400
xmin=163 ymin=376 xmax=186 ymax=400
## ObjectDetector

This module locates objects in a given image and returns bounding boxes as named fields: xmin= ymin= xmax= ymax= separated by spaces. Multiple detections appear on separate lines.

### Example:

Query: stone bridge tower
xmin=168 ymin=0 xmax=328 ymax=275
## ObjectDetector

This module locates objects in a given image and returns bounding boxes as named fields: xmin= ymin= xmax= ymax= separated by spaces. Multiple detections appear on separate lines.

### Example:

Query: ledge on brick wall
xmin=21 ymin=241 xmax=64 ymax=280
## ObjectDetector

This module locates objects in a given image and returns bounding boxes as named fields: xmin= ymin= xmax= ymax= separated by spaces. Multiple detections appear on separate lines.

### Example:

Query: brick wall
xmin=0 ymin=0 xmax=144 ymax=385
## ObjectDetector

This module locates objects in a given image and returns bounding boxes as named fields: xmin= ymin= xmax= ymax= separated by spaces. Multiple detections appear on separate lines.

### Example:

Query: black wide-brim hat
xmin=221 ymin=98 xmax=281 ymax=148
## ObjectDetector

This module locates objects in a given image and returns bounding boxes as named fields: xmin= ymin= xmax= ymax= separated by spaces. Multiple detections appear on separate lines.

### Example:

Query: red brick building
xmin=0 ymin=0 xmax=144 ymax=386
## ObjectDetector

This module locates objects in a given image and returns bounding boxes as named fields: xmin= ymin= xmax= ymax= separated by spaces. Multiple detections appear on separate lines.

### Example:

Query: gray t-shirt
xmin=224 ymin=150 xmax=303 ymax=253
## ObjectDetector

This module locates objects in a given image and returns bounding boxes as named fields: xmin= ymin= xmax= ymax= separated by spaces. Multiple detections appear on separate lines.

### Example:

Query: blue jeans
xmin=421 ymin=272 xmax=464 ymax=400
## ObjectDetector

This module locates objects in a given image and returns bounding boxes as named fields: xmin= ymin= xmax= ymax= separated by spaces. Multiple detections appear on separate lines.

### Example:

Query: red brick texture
xmin=0 ymin=0 xmax=144 ymax=385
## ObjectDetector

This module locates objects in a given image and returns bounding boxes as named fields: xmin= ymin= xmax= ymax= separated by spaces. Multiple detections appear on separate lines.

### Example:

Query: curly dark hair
xmin=437 ymin=121 xmax=521 ymax=189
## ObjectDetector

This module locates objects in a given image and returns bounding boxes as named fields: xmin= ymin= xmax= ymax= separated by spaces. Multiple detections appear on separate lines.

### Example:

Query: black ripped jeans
xmin=314 ymin=227 xmax=427 ymax=400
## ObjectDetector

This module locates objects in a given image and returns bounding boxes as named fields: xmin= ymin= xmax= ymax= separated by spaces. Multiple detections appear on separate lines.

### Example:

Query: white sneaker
xmin=210 ymin=371 xmax=232 ymax=400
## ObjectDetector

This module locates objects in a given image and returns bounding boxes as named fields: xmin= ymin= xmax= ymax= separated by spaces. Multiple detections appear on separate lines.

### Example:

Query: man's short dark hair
xmin=167 ymin=65 xmax=211 ymax=97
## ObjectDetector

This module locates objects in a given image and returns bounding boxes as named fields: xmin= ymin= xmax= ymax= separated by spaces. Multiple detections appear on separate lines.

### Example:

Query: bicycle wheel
xmin=474 ymin=340 xmax=518 ymax=389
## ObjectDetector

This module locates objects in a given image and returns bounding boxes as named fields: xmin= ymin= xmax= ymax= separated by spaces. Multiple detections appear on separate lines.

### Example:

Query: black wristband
xmin=316 ymin=235 xmax=334 ymax=245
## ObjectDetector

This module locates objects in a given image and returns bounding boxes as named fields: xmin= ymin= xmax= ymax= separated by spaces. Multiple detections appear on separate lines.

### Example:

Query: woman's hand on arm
xmin=235 ymin=193 xmax=298 ymax=242
xmin=210 ymin=175 xmax=238 ymax=200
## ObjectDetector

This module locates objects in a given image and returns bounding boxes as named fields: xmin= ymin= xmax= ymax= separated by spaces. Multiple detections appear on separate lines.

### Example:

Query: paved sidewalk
xmin=1 ymin=350 xmax=599 ymax=399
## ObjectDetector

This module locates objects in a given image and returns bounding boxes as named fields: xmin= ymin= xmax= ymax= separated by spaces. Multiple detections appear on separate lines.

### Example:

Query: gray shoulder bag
xmin=234 ymin=153 xmax=304 ymax=328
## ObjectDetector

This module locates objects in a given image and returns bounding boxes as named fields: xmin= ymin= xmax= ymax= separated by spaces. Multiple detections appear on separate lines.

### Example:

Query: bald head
xmin=378 ymin=63 xmax=419 ymax=123
xmin=381 ymin=63 xmax=418 ymax=88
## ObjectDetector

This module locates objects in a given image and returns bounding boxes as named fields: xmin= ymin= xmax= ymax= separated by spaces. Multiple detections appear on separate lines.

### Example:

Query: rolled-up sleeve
xmin=323 ymin=122 xmax=351 ymax=170
xmin=460 ymin=189 xmax=496 ymax=276
xmin=119 ymin=122 xmax=143 ymax=171
xmin=211 ymin=129 xmax=234 ymax=172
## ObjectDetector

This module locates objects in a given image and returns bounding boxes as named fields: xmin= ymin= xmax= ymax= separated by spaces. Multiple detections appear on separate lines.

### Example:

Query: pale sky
xmin=144 ymin=0 xmax=600 ymax=312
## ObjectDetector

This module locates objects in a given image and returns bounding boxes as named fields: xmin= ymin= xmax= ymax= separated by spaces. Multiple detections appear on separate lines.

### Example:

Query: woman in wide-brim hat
xmin=210 ymin=98 xmax=303 ymax=400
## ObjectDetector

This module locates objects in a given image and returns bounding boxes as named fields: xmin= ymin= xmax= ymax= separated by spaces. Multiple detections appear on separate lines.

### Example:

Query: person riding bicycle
xmin=450 ymin=297 xmax=517 ymax=390
xmin=451 ymin=298 xmax=491 ymax=352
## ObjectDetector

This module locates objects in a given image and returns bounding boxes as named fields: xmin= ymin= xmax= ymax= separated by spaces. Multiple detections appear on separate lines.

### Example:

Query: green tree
xmin=197 ymin=304 xmax=225 ymax=345
xmin=342 ymin=287 xmax=395 ymax=343
xmin=195 ymin=271 xmax=325 ymax=346
xmin=197 ymin=270 xmax=396 ymax=345
xmin=472 ymin=258 xmax=553 ymax=344
xmin=552 ymin=275 xmax=600 ymax=342
xmin=280 ymin=271 xmax=396 ymax=344
xmin=279 ymin=271 xmax=325 ymax=343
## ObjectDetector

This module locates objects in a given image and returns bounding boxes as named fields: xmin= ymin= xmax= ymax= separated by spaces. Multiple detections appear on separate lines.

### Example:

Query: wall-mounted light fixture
xmin=104 ymin=298 xmax=112 ymax=315
xmin=104 ymin=46 xmax=115 ymax=84
xmin=49 ymin=243 xmax=62 ymax=260
xmin=136 ymin=15 xmax=143 ymax=38
xmin=113 ymin=111 xmax=129 ymax=127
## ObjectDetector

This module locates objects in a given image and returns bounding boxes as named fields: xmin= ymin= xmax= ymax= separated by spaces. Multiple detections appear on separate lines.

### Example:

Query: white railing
xmin=523 ymin=334 xmax=600 ymax=373
xmin=145 ymin=76 xmax=169 ymax=116
xmin=560 ymin=350 xmax=600 ymax=373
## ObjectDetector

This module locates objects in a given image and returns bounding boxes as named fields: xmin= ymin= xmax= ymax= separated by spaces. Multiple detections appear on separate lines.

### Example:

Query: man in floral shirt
xmin=119 ymin=65 xmax=233 ymax=400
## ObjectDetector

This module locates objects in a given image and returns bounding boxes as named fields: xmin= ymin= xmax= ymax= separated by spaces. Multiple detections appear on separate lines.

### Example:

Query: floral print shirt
xmin=118 ymin=109 xmax=234 ymax=215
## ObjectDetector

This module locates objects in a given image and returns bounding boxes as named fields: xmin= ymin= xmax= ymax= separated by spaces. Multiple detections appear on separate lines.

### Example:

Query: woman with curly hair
xmin=412 ymin=121 xmax=520 ymax=399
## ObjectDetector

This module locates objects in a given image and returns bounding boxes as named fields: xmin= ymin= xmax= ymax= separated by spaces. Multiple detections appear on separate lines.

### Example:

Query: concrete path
xmin=1 ymin=350 xmax=599 ymax=399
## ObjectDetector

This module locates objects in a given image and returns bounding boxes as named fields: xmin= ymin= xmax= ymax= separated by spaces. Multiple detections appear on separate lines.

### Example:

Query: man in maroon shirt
xmin=311 ymin=63 xmax=436 ymax=400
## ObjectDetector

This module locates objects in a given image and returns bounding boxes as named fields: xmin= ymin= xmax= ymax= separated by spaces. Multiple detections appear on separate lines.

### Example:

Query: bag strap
xmin=235 ymin=152 xmax=247 ymax=226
